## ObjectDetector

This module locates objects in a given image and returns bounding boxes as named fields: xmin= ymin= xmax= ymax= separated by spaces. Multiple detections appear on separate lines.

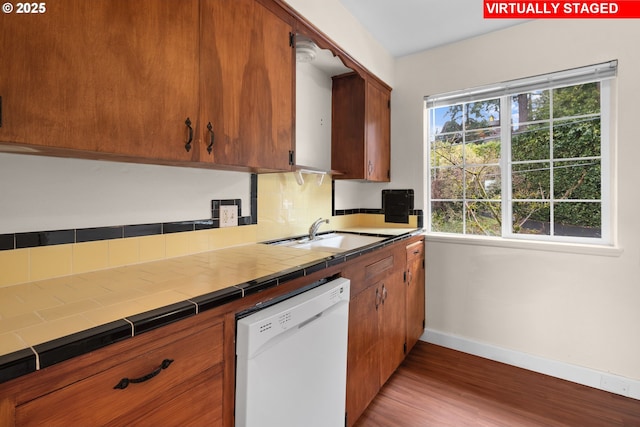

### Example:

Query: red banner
xmin=484 ymin=1 xmax=640 ymax=18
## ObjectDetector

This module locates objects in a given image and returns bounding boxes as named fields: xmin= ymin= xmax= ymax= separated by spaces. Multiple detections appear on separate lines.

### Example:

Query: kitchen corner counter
xmin=0 ymin=228 xmax=421 ymax=384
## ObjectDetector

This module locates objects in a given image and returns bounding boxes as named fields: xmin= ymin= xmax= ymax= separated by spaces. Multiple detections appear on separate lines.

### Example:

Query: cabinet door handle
xmin=368 ymin=160 xmax=373 ymax=176
xmin=113 ymin=358 xmax=174 ymax=390
xmin=184 ymin=118 xmax=193 ymax=152
xmin=375 ymin=287 xmax=381 ymax=310
xmin=381 ymin=283 xmax=388 ymax=304
xmin=206 ymin=122 xmax=214 ymax=154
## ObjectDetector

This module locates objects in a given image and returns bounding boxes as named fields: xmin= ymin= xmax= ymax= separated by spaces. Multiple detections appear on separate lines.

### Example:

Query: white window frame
xmin=424 ymin=61 xmax=617 ymax=250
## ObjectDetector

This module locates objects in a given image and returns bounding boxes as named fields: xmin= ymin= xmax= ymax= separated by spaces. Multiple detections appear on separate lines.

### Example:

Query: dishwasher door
xmin=235 ymin=277 xmax=350 ymax=427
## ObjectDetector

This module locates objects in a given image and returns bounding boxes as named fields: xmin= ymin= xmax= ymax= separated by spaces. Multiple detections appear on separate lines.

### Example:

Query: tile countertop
xmin=0 ymin=227 xmax=421 ymax=383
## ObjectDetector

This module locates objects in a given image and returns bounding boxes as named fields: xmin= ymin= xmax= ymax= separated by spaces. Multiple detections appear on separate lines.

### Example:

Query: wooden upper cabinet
xmin=0 ymin=0 xmax=295 ymax=171
xmin=0 ymin=0 xmax=201 ymax=163
xmin=200 ymin=0 xmax=295 ymax=171
xmin=331 ymin=73 xmax=391 ymax=181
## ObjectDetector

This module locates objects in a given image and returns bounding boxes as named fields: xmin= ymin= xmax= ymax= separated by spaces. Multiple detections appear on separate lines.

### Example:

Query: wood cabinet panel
xmin=346 ymin=283 xmax=380 ymax=427
xmin=0 ymin=0 xmax=200 ymax=163
xmin=331 ymin=73 xmax=391 ymax=181
xmin=406 ymin=239 xmax=425 ymax=353
xmin=15 ymin=322 xmax=223 ymax=426
xmin=365 ymin=80 xmax=391 ymax=181
xmin=200 ymin=0 xmax=294 ymax=170
xmin=378 ymin=274 xmax=406 ymax=385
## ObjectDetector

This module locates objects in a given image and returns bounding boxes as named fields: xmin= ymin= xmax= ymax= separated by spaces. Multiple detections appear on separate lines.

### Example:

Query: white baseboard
xmin=421 ymin=328 xmax=640 ymax=400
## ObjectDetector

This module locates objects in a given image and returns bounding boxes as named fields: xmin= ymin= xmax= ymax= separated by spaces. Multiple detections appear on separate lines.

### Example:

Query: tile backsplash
xmin=0 ymin=172 xmax=422 ymax=287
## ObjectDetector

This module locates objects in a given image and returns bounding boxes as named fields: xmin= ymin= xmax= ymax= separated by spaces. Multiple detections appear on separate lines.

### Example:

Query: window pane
xmin=431 ymin=167 xmax=463 ymax=199
xmin=465 ymin=99 xmax=500 ymax=130
xmin=465 ymin=201 xmax=501 ymax=236
xmin=554 ymin=202 xmax=601 ymax=237
xmin=512 ymin=162 xmax=551 ymax=200
xmin=553 ymin=83 xmax=600 ymax=118
xmin=431 ymin=105 xmax=462 ymax=139
xmin=553 ymin=160 xmax=601 ymax=200
xmin=431 ymin=137 xmax=462 ymax=168
xmin=464 ymin=130 xmax=501 ymax=162
xmin=512 ymin=202 xmax=550 ymax=235
xmin=511 ymin=90 xmax=549 ymax=124
xmin=465 ymin=165 xmax=501 ymax=199
xmin=511 ymin=122 xmax=550 ymax=162
xmin=553 ymin=117 xmax=601 ymax=159
xmin=431 ymin=201 xmax=463 ymax=233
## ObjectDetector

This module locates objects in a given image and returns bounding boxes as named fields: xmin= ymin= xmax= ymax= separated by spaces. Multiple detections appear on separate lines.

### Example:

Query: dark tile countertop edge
xmin=0 ymin=228 xmax=423 ymax=384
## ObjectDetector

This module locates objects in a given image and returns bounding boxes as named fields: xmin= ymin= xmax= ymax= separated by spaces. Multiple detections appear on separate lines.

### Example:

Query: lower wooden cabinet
xmin=1 ymin=310 xmax=226 ymax=427
xmin=405 ymin=238 xmax=426 ymax=353
xmin=344 ymin=235 xmax=425 ymax=426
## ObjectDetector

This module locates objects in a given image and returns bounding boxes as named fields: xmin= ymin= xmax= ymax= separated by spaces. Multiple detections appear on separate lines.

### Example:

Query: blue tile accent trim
xmin=127 ymin=301 xmax=197 ymax=336
xmin=76 ymin=226 xmax=124 ymax=243
xmin=15 ymin=229 xmax=75 ymax=249
xmin=34 ymin=320 xmax=132 ymax=369
xmin=0 ymin=233 xmax=14 ymax=251
xmin=0 ymin=348 xmax=36 ymax=383
xmin=191 ymin=287 xmax=243 ymax=313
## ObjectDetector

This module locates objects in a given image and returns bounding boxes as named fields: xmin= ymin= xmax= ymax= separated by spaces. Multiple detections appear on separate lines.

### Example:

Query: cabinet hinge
xmin=422 ymin=319 xmax=426 ymax=329
xmin=403 ymin=271 xmax=406 ymax=283
xmin=388 ymin=99 xmax=391 ymax=109
xmin=403 ymin=342 xmax=407 ymax=354
xmin=289 ymin=150 xmax=294 ymax=165
xmin=289 ymin=32 xmax=295 ymax=48
xmin=422 ymin=259 xmax=425 ymax=269
xmin=387 ymin=169 xmax=390 ymax=179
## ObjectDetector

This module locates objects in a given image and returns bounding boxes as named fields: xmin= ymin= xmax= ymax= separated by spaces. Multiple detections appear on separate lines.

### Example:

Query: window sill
xmin=424 ymin=233 xmax=623 ymax=257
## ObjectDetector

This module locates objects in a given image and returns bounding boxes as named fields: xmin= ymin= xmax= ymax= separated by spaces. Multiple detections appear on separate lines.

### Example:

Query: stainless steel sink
xmin=273 ymin=232 xmax=385 ymax=253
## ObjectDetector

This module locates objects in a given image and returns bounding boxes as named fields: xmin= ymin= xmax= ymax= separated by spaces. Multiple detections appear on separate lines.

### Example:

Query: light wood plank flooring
xmin=355 ymin=341 xmax=640 ymax=426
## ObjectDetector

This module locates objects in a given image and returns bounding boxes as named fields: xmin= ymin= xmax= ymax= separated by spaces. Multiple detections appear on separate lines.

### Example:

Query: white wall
xmin=284 ymin=0 xmax=399 ymax=211
xmin=0 ymin=153 xmax=250 ymax=234
xmin=295 ymin=61 xmax=332 ymax=171
xmin=393 ymin=19 xmax=640 ymax=384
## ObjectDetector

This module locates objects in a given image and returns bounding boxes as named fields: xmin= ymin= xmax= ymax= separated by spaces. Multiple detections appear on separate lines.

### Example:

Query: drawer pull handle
xmin=113 ymin=358 xmax=174 ymax=390
xmin=184 ymin=118 xmax=193 ymax=152
xmin=206 ymin=122 xmax=214 ymax=154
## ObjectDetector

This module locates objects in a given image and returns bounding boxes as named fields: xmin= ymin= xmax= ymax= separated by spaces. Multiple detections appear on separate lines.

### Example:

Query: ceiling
xmin=338 ymin=0 xmax=527 ymax=57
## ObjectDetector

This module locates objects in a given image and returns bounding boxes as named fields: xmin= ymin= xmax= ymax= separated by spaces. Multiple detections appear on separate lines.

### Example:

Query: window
xmin=425 ymin=61 xmax=616 ymax=245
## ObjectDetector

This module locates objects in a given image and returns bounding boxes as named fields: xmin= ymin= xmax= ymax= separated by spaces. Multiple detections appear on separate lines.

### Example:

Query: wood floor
xmin=355 ymin=342 xmax=640 ymax=427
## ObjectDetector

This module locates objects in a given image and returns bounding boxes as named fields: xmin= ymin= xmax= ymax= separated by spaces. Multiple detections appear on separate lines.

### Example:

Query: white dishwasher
xmin=235 ymin=276 xmax=350 ymax=427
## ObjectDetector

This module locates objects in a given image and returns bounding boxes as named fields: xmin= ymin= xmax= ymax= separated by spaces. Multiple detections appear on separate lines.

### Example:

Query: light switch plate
xmin=220 ymin=205 xmax=238 ymax=228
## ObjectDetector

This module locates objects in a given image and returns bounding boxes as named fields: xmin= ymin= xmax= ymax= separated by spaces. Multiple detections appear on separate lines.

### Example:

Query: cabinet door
xmin=331 ymin=74 xmax=365 ymax=179
xmin=378 ymin=274 xmax=406 ymax=386
xmin=0 ymin=0 xmax=200 ymax=162
xmin=331 ymin=74 xmax=391 ymax=181
xmin=365 ymin=80 xmax=391 ymax=182
xmin=201 ymin=0 xmax=294 ymax=170
xmin=346 ymin=284 xmax=381 ymax=427
xmin=406 ymin=239 xmax=425 ymax=353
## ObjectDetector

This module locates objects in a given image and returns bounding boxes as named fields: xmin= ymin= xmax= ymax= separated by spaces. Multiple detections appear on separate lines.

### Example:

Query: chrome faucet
xmin=309 ymin=218 xmax=329 ymax=240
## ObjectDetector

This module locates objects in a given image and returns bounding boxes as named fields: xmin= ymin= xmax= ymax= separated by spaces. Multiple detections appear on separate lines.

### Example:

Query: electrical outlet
xmin=220 ymin=205 xmax=238 ymax=228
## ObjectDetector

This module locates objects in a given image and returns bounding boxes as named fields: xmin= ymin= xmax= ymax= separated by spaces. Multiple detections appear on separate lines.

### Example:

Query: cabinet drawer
xmin=16 ymin=322 xmax=223 ymax=426
xmin=364 ymin=254 xmax=395 ymax=283
xmin=406 ymin=239 xmax=424 ymax=262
